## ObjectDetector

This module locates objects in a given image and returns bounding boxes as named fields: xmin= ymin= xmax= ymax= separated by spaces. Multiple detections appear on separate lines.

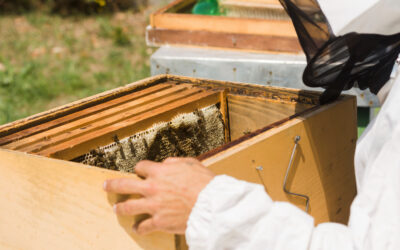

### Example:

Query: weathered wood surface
xmin=220 ymin=91 xmax=231 ymax=142
xmin=148 ymin=0 xmax=329 ymax=52
xmin=225 ymin=0 xmax=282 ymax=4
xmin=4 ymin=83 xmax=186 ymax=150
xmin=202 ymin=96 xmax=357 ymax=225
xmin=42 ymin=90 xmax=224 ymax=160
xmin=169 ymin=75 xmax=321 ymax=105
xmin=150 ymin=0 xmax=297 ymax=37
xmin=1 ymin=75 xmax=322 ymax=160
xmin=0 ymin=75 xmax=321 ymax=140
xmin=0 ymin=75 xmax=168 ymax=138
xmin=221 ymin=0 xmax=284 ymax=8
xmin=6 ymin=84 xmax=196 ymax=151
xmin=146 ymin=28 xmax=302 ymax=53
xmin=0 ymin=84 xmax=172 ymax=146
xmin=2 ymin=83 xmax=224 ymax=161
xmin=0 ymin=148 xmax=177 ymax=250
xmin=227 ymin=94 xmax=313 ymax=140
xmin=148 ymin=0 xmax=303 ymax=52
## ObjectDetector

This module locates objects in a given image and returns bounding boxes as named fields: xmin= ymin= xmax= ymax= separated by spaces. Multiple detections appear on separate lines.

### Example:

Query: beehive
xmin=220 ymin=0 xmax=289 ymax=20
xmin=0 ymin=75 xmax=357 ymax=250
xmin=0 ymin=82 xmax=228 ymax=172
xmin=147 ymin=0 xmax=302 ymax=52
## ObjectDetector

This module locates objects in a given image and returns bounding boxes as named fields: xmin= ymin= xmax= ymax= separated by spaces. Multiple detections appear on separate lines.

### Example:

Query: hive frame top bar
xmin=0 ymin=74 xmax=326 ymax=139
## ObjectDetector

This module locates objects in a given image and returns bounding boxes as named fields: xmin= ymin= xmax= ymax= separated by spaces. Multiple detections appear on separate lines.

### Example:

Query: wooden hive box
xmin=146 ymin=0 xmax=302 ymax=53
xmin=0 ymin=75 xmax=357 ymax=250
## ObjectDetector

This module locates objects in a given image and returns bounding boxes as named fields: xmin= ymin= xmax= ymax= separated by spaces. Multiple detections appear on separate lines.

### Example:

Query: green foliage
xmin=0 ymin=13 xmax=151 ymax=124
xmin=0 ymin=0 xmax=148 ymax=14
xmin=113 ymin=26 xmax=132 ymax=46
xmin=0 ymin=0 xmax=40 ymax=13
xmin=90 ymin=0 xmax=107 ymax=7
xmin=98 ymin=20 xmax=132 ymax=46
xmin=0 ymin=61 xmax=55 ymax=122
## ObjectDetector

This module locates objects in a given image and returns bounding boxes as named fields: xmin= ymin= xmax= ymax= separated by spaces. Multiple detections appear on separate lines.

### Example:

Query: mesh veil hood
xmin=279 ymin=0 xmax=400 ymax=104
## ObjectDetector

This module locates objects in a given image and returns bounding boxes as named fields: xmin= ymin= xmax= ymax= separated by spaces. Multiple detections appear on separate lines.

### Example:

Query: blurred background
xmin=0 ymin=0 xmax=378 ymax=135
xmin=0 ymin=0 xmax=167 ymax=124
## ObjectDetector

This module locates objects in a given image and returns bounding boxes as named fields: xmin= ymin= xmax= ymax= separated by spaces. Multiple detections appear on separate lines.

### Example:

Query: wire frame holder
xmin=283 ymin=135 xmax=310 ymax=213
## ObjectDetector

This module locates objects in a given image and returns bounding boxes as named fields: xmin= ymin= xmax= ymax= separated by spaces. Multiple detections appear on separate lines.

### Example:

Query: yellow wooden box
xmin=0 ymin=75 xmax=357 ymax=249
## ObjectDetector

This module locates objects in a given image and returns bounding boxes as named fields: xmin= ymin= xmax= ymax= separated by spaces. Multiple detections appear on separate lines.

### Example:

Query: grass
xmin=0 ymin=11 xmax=156 ymax=125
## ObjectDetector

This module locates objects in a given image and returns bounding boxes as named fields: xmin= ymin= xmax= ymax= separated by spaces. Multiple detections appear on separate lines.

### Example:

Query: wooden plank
xmin=150 ymin=0 xmax=296 ymax=37
xmin=0 ymin=148 xmax=177 ymax=250
xmin=201 ymin=96 xmax=357 ymax=225
xmin=175 ymin=236 xmax=189 ymax=250
xmin=167 ymin=75 xmax=321 ymax=105
xmin=149 ymin=0 xmax=327 ymax=44
xmin=5 ymin=84 xmax=194 ymax=151
xmin=0 ymin=75 xmax=321 ymax=141
xmin=221 ymin=0 xmax=313 ymax=8
xmin=0 ymin=84 xmax=173 ymax=146
xmin=227 ymin=94 xmax=313 ymax=140
xmin=222 ymin=0 xmax=283 ymax=7
xmin=146 ymin=28 xmax=302 ymax=53
xmin=39 ymin=90 xmax=224 ymax=160
xmin=153 ymin=0 xmax=196 ymax=14
xmin=219 ymin=91 xmax=230 ymax=143
xmin=151 ymin=13 xmax=298 ymax=37
xmin=16 ymin=87 xmax=204 ymax=154
xmin=0 ymin=75 xmax=169 ymax=138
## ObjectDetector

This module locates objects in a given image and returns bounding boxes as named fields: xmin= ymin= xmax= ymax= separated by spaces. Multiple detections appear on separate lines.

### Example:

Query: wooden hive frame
xmin=219 ymin=0 xmax=289 ymax=20
xmin=0 ymin=75 xmax=357 ymax=250
xmin=1 ymin=82 xmax=228 ymax=160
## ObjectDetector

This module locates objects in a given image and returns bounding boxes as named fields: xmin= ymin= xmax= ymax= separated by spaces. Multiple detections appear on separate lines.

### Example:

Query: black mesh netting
xmin=278 ymin=0 xmax=400 ymax=104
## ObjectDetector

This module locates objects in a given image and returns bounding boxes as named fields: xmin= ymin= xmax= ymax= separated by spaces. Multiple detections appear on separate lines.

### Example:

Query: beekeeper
xmin=104 ymin=0 xmax=400 ymax=249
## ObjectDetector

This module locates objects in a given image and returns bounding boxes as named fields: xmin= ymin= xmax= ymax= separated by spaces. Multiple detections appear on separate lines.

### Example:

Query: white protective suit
xmin=185 ymin=1 xmax=400 ymax=249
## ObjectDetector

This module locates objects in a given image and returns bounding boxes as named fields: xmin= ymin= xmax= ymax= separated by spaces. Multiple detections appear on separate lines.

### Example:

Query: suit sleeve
xmin=186 ymin=122 xmax=400 ymax=250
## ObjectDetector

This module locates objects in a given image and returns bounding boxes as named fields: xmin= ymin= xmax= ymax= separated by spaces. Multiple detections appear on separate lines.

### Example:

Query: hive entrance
xmin=79 ymin=105 xmax=225 ymax=173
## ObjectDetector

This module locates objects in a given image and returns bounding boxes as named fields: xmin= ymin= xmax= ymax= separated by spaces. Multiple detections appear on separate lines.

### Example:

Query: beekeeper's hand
xmin=103 ymin=157 xmax=215 ymax=235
